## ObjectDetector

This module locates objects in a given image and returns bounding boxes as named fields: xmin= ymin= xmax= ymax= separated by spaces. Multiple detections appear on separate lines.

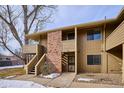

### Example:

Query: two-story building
xmin=23 ymin=8 xmax=124 ymax=83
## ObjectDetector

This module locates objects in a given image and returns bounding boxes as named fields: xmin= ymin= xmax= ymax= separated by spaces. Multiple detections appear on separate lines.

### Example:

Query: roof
xmin=26 ymin=7 xmax=124 ymax=40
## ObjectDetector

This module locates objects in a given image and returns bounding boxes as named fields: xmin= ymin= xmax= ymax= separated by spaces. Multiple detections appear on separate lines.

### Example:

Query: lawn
xmin=0 ymin=68 xmax=25 ymax=78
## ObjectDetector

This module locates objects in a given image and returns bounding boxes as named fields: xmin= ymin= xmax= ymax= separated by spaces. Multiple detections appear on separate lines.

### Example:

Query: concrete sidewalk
xmin=70 ymin=82 xmax=124 ymax=88
xmin=46 ymin=73 xmax=75 ymax=88
xmin=10 ymin=73 xmax=124 ymax=88
xmin=11 ymin=73 xmax=76 ymax=88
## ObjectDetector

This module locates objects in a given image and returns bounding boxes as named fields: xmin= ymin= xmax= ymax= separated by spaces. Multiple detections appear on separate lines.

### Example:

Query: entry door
xmin=68 ymin=56 xmax=75 ymax=72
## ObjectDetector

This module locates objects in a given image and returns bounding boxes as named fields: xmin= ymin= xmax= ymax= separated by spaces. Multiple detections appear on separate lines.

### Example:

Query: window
xmin=6 ymin=58 xmax=11 ymax=60
xmin=67 ymin=33 xmax=75 ymax=40
xmin=87 ymin=30 xmax=101 ymax=40
xmin=0 ymin=58 xmax=2 ymax=60
xmin=87 ymin=55 xmax=101 ymax=65
xmin=62 ymin=32 xmax=75 ymax=40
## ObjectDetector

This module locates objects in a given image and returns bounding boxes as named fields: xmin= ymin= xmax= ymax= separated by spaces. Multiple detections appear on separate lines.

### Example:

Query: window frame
xmin=62 ymin=32 xmax=75 ymax=41
xmin=67 ymin=32 xmax=75 ymax=40
xmin=87 ymin=55 xmax=101 ymax=65
xmin=87 ymin=29 xmax=101 ymax=41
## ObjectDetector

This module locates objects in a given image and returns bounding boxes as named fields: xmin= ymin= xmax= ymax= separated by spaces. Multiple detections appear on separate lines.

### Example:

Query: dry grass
xmin=0 ymin=68 xmax=25 ymax=78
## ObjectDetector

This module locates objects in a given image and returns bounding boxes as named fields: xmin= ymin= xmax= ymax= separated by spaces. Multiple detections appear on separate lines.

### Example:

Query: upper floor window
xmin=87 ymin=30 xmax=101 ymax=40
xmin=62 ymin=32 xmax=75 ymax=40
xmin=67 ymin=33 xmax=75 ymax=40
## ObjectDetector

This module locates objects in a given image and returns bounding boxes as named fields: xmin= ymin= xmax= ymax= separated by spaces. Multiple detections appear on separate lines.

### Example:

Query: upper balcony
xmin=106 ymin=20 xmax=124 ymax=51
xmin=62 ymin=30 xmax=75 ymax=52
xmin=62 ymin=40 xmax=75 ymax=52
xmin=22 ymin=44 xmax=42 ymax=54
xmin=23 ymin=45 xmax=37 ymax=54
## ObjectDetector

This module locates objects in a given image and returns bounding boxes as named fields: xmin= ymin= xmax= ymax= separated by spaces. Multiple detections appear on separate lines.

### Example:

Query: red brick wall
xmin=47 ymin=31 xmax=62 ymax=73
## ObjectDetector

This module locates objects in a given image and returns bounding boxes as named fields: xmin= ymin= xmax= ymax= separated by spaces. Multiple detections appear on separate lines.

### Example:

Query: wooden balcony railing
xmin=106 ymin=20 xmax=124 ymax=51
xmin=62 ymin=40 xmax=75 ymax=52
xmin=22 ymin=45 xmax=37 ymax=54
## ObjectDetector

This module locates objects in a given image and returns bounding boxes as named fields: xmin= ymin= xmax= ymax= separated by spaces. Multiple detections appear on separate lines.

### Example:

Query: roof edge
xmin=26 ymin=7 xmax=124 ymax=39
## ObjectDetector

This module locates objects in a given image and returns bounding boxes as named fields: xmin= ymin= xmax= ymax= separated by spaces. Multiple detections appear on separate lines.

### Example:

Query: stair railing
xmin=35 ymin=53 xmax=46 ymax=76
xmin=26 ymin=54 xmax=38 ymax=74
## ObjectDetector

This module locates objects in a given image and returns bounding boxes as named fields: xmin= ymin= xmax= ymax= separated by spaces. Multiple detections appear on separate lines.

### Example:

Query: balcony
xmin=106 ymin=20 xmax=124 ymax=51
xmin=23 ymin=45 xmax=37 ymax=54
xmin=23 ymin=44 xmax=43 ymax=54
xmin=62 ymin=40 xmax=75 ymax=52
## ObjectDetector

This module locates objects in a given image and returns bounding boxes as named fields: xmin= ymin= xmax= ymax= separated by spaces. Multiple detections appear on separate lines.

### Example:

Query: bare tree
xmin=0 ymin=5 xmax=56 ymax=61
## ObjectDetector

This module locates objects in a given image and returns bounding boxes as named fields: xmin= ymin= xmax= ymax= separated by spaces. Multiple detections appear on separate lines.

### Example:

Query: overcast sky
xmin=1 ymin=5 xmax=124 ymax=55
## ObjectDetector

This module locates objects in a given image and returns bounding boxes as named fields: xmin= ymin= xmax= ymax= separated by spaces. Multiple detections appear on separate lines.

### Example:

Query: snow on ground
xmin=42 ymin=73 xmax=60 ymax=79
xmin=0 ymin=65 xmax=24 ymax=70
xmin=0 ymin=79 xmax=46 ymax=88
xmin=5 ymin=75 xmax=17 ymax=79
xmin=78 ymin=78 xmax=95 ymax=82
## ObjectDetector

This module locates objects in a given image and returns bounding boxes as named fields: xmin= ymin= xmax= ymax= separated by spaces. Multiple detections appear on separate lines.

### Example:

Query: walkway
xmin=70 ymin=82 xmax=124 ymax=88
xmin=11 ymin=73 xmax=76 ymax=88
xmin=46 ymin=73 xmax=75 ymax=88
xmin=10 ymin=73 xmax=124 ymax=88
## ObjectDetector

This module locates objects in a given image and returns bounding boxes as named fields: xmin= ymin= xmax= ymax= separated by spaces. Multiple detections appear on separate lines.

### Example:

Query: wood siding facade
xmin=22 ymin=9 xmax=124 ymax=83
xmin=106 ymin=20 xmax=124 ymax=50
xmin=77 ymin=28 xmax=102 ymax=73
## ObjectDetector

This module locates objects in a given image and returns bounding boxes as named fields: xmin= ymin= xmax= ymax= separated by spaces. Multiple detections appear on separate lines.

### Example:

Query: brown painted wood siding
xmin=77 ymin=29 xmax=102 ymax=73
xmin=106 ymin=20 xmax=124 ymax=50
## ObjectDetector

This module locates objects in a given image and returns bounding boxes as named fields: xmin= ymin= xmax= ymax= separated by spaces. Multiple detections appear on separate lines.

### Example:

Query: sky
xmin=1 ymin=5 xmax=124 ymax=55
xmin=45 ymin=5 xmax=123 ymax=30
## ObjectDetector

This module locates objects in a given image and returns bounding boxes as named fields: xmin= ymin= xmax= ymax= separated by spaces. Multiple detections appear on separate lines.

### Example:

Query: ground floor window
xmin=87 ymin=55 xmax=101 ymax=65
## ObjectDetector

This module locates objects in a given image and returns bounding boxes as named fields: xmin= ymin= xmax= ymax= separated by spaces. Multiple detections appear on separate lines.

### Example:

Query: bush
xmin=42 ymin=62 xmax=55 ymax=75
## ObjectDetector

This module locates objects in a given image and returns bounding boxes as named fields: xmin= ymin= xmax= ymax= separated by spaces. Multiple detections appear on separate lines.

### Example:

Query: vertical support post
xmin=101 ymin=29 xmax=107 ymax=73
xmin=101 ymin=16 xmax=108 ymax=73
xmin=36 ymin=44 xmax=38 ymax=55
xmin=36 ymin=44 xmax=39 ymax=61
xmin=122 ymin=44 xmax=124 ymax=83
xmin=75 ymin=27 xmax=77 ymax=74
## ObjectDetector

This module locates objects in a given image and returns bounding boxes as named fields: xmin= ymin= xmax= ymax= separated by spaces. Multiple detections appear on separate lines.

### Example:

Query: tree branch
xmin=0 ymin=14 xmax=10 ymax=25
xmin=28 ymin=8 xmax=38 ymax=32
xmin=0 ymin=34 xmax=24 ymax=60
xmin=27 ymin=5 xmax=41 ymax=18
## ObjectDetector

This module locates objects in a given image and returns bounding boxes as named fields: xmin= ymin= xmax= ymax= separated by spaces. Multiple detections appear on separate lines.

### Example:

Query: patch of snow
xmin=42 ymin=73 xmax=60 ymax=79
xmin=0 ymin=79 xmax=46 ymax=88
xmin=5 ymin=75 xmax=17 ymax=79
xmin=78 ymin=78 xmax=95 ymax=82
xmin=0 ymin=65 xmax=24 ymax=70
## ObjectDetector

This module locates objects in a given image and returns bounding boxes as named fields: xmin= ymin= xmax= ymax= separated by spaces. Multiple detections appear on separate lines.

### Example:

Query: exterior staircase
xmin=108 ymin=53 xmax=122 ymax=73
xmin=25 ymin=53 xmax=46 ymax=75
xmin=29 ymin=66 xmax=35 ymax=74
